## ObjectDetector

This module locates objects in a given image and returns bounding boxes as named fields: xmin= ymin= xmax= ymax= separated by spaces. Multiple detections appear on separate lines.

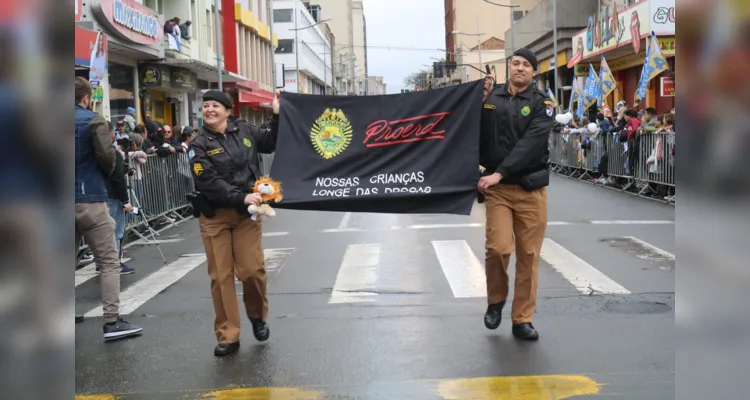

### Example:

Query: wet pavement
xmin=75 ymin=175 xmax=675 ymax=399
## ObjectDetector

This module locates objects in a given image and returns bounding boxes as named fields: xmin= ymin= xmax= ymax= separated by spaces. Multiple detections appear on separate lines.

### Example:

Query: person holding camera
xmin=105 ymin=121 xmax=135 ymax=274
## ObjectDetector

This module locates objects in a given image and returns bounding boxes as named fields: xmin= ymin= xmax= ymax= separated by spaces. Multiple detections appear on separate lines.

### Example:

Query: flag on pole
xmin=581 ymin=63 xmax=600 ymax=112
xmin=598 ymin=55 xmax=617 ymax=105
xmin=546 ymin=88 xmax=558 ymax=108
xmin=634 ymin=31 xmax=669 ymax=107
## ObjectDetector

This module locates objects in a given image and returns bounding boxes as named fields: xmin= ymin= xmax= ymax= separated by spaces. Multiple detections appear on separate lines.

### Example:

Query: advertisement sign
xmin=170 ymin=68 xmax=198 ymax=90
xmin=650 ymin=0 xmax=675 ymax=35
xmin=91 ymin=0 xmax=163 ymax=45
xmin=75 ymin=27 xmax=101 ymax=66
xmin=660 ymin=77 xmax=674 ymax=97
xmin=267 ymin=81 xmax=485 ymax=215
xmin=89 ymin=32 xmax=108 ymax=101
xmin=567 ymin=0 xmax=651 ymax=68
xmin=140 ymin=65 xmax=198 ymax=90
xmin=140 ymin=65 xmax=169 ymax=87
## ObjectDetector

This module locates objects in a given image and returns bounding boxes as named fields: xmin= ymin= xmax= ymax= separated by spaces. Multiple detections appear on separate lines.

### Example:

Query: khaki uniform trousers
xmin=199 ymin=208 xmax=268 ymax=344
xmin=484 ymin=184 xmax=547 ymax=325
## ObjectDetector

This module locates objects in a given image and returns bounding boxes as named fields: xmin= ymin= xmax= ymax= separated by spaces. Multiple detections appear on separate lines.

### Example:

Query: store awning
xmin=236 ymin=81 xmax=274 ymax=109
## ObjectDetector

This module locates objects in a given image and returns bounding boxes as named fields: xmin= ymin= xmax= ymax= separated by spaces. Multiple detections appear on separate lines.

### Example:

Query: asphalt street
xmin=75 ymin=175 xmax=675 ymax=400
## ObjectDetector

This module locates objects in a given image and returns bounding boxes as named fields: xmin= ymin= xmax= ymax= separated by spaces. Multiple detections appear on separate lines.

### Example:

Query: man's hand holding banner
xmin=269 ymin=80 xmax=486 ymax=216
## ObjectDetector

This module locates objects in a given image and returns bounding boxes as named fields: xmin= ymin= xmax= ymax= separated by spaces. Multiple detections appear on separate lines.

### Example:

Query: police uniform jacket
xmin=189 ymin=115 xmax=279 ymax=210
xmin=479 ymin=83 xmax=555 ymax=184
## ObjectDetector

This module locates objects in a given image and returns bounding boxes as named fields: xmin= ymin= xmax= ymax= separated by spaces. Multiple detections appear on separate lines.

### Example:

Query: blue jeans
xmin=107 ymin=198 xmax=126 ymax=258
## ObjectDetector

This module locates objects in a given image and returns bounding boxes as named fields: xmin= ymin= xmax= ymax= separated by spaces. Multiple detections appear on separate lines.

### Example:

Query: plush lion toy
xmin=247 ymin=177 xmax=283 ymax=218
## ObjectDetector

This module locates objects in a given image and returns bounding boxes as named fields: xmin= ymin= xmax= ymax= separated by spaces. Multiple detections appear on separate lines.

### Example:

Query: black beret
xmin=202 ymin=90 xmax=233 ymax=109
xmin=513 ymin=48 xmax=538 ymax=71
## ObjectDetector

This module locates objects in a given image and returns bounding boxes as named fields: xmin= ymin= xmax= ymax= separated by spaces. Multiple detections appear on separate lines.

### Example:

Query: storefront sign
xmin=91 ymin=0 xmax=162 ymax=45
xmin=659 ymin=37 xmax=675 ymax=56
xmin=140 ymin=65 xmax=198 ymax=91
xmin=650 ymin=0 xmax=675 ymax=35
xmin=567 ymin=0 xmax=651 ymax=68
xmin=170 ymin=67 xmax=198 ymax=90
xmin=75 ymin=26 xmax=101 ymax=66
xmin=660 ymin=77 xmax=674 ymax=97
xmin=606 ymin=37 xmax=675 ymax=71
xmin=140 ymin=65 xmax=170 ymax=88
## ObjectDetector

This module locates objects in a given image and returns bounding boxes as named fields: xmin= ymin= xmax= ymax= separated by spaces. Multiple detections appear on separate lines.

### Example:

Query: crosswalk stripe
xmin=432 ymin=240 xmax=487 ymax=298
xmin=84 ymin=254 xmax=207 ymax=317
xmin=621 ymin=236 xmax=675 ymax=261
xmin=329 ymin=244 xmax=381 ymax=304
xmin=540 ymin=238 xmax=631 ymax=295
xmin=77 ymin=236 xmax=661 ymax=315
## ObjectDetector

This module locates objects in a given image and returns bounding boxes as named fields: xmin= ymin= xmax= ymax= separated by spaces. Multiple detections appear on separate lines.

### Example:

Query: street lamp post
xmin=214 ymin=0 xmax=223 ymax=91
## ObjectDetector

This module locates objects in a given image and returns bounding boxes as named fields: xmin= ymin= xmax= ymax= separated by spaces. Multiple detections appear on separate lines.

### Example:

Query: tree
xmin=404 ymin=70 xmax=430 ymax=89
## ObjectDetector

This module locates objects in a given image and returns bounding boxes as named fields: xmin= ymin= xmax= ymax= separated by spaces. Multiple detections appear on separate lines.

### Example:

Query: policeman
xmin=478 ymin=48 xmax=555 ymax=341
xmin=189 ymin=90 xmax=280 ymax=356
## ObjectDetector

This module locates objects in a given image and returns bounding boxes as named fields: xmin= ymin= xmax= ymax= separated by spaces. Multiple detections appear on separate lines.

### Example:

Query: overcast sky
xmin=360 ymin=0 xmax=445 ymax=94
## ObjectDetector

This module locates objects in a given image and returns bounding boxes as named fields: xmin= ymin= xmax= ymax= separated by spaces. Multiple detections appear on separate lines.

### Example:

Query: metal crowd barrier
xmin=124 ymin=151 xmax=195 ymax=231
xmin=549 ymin=131 xmax=675 ymax=203
xmin=78 ymin=152 xmax=195 ymax=257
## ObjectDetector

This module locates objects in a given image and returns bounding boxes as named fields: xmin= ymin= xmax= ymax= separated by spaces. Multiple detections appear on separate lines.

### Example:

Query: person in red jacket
xmin=623 ymin=109 xmax=642 ymax=175
xmin=623 ymin=108 xmax=642 ymax=140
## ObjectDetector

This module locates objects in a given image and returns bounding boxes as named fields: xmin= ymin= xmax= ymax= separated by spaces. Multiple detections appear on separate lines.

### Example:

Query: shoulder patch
xmin=188 ymin=149 xmax=195 ymax=159
xmin=192 ymin=162 xmax=204 ymax=177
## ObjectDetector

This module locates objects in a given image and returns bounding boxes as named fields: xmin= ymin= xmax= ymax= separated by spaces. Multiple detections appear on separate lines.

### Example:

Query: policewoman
xmin=189 ymin=90 xmax=280 ymax=356
xmin=478 ymin=48 xmax=555 ymax=341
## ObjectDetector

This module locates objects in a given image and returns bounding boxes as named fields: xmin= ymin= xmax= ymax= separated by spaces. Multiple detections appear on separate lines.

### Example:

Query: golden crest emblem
xmin=310 ymin=108 xmax=353 ymax=159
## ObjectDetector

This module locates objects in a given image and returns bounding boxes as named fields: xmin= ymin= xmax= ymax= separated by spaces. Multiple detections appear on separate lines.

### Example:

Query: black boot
xmin=484 ymin=301 xmax=505 ymax=330
xmin=512 ymin=323 xmax=539 ymax=341
xmin=250 ymin=319 xmax=270 ymax=341
xmin=214 ymin=341 xmax=240 ymax=356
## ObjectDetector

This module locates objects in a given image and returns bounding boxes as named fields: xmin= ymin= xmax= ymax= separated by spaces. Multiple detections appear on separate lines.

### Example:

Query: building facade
xmin=273 ymin=0 xmax=333 ymax=94
xmin=444 ymin=0 xmax=540 ymax=83
xmin=366 ymin=76 xmax=386 ymax=95
xmin=567 ymin=0 xmax=675 ymax=113
xmin=77 ymin=0 xmax=278 ymax=129
xmin=224 ymin=0 xmax=278 ymax=124
xmin=351 ymin=1 xmax=368 ymax=94
xmin=503 ymin=0 xmax=599 ymax=107
xmin=304 ymin=0 xmax=367 ymax=95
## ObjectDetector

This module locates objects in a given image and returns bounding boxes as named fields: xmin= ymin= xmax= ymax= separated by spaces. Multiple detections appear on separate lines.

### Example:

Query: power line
xmin=301 ymin=41 xmax=447 ymax=52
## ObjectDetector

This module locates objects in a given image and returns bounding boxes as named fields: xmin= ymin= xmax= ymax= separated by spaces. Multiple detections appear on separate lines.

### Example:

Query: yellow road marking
xmin=75 ymin=375 xmax=603 ymax=399
xmin=200 ymin=387 xmax=324 ymax=399
xmin=437 ymin=375 xmax=601 ymax=400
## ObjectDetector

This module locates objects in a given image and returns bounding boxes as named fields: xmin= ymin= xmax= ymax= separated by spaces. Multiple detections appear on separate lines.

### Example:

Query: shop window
xmin=274 ymin=9 xmax=293 ymax=23
xmin=276 ymin=39 xmax=294 ymax=54
xmin=108 ymin=65 xmax=135 ymax=124
xmin=144 ymin=0 xmax=162 ymax=14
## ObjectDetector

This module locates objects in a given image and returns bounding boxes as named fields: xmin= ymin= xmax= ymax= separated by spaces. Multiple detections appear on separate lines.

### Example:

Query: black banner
xmin=269 ymin=80 xmax=485 ymax=215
